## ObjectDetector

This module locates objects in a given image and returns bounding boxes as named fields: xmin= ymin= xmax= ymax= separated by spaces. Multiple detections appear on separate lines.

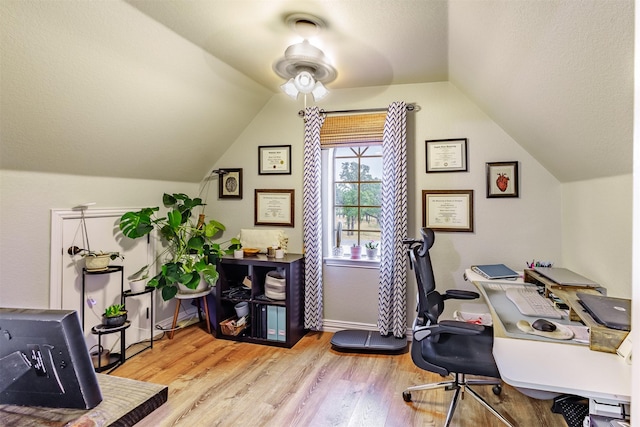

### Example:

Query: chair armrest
xmin=412 ymin=318 xmax=485 ymax=342
xmin=443 ymin=289 xmax=479 ymax=300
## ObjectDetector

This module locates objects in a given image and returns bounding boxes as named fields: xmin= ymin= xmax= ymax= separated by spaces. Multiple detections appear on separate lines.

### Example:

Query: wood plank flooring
xmin=112 ymin=325 xmax=567 ymax=427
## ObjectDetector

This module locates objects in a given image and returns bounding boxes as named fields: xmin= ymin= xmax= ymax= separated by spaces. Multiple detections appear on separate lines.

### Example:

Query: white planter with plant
xmin=365 ymin=241 xmax=379 ymax=259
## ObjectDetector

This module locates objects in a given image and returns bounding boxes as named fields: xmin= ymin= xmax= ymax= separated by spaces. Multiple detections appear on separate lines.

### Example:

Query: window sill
xmin=323 ymin=256 xmax=380 ymax=269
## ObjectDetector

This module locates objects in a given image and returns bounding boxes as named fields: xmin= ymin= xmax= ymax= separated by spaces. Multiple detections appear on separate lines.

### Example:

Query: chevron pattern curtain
xmin=377 ymin=101 xmax=408 ymax=338
xmin=302 ymin=106 xmax=325 ymax=330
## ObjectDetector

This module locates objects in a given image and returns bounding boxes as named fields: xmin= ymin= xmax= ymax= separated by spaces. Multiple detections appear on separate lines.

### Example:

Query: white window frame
xmin=322 ymin=148 xmax=380 ymax=269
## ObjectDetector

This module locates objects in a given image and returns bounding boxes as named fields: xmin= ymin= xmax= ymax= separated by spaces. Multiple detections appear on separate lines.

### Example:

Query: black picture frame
xmin=486 ymin=161 xmax=519 ymax=198
xmin=425 ymin=138 xmax=468 ymax=173
xmin=258 ymin=145 xmax=292 ymax=175
xmin=219 ymin=168 xmax=243 ymax=199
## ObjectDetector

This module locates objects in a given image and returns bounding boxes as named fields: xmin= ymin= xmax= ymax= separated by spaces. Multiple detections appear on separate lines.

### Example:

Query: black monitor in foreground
xmin=0 ymin=308 xmax=102 ymax=409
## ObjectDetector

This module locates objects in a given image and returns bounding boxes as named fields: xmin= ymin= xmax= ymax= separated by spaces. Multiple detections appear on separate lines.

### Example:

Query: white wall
xmin=213 ymin=82 xmax=566 ymax=326
xmin=562 ymin=175 xmax=632 ymax=298
xmin=0 ymin=169 xmax=198 ymax=322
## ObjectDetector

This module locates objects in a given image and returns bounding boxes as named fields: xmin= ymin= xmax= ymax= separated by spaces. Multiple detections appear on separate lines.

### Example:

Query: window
xmin=332 ymin=146 xmax=382 ymax=248
xmin=319 ymin=112 xmax=386 ymax=262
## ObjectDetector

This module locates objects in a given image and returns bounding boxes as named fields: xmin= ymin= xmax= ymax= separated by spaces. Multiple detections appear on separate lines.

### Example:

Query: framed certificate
xmin=258 ymin=145 xmax=291 ymax=175
xmin=218 ymin=168 xmax=243 ymax=199
xmin=254 ymin=189 xmax=294 ymax=227
xmin=422 ymin=190 xmax=474 ymax=232
xmin=425 ymin=138 xmax=468 ymax=173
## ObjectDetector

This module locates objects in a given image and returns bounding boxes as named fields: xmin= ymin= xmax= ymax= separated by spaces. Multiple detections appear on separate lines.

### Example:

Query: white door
xmin=51 ymin=208 xmax=154 ymax=354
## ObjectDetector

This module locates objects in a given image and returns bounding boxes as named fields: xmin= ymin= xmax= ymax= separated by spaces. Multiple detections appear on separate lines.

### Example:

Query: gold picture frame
xmin=254 ymin=189 xmax=295 ymax=227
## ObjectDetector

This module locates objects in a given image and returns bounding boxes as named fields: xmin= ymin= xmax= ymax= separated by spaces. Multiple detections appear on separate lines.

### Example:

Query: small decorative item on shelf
xmin=102 ymin=304 xmax=127 ymax=327
xmin=365 ymin=241 xmax=379 ymax=259
xmin=350 ymin=244 xmax=362 ymax=259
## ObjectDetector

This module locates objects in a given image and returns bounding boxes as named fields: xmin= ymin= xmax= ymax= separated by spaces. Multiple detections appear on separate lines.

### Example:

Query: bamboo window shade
xmin=320 ymin=113 xmax=387 ymax=148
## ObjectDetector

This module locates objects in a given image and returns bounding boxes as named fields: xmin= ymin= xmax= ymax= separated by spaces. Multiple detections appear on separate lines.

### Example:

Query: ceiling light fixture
xmin=273 ymin=16 xmax=336 ymax=102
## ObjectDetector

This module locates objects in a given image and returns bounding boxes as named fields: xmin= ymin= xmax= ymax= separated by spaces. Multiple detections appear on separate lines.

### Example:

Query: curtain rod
xmin=297 ymin=103 xmax=417 ymax=117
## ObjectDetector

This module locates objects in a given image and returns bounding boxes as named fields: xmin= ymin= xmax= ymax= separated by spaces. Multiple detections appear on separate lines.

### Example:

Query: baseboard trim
xmin=155 ymin=306 xmax=200 ymax=330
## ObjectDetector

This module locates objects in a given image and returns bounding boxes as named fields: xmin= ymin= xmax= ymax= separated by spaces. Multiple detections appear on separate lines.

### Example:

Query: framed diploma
xmin=254 ymin=189 xmax=295 ymax=227
xmin=486 ymin=161 xmax=519 ymax=198
xmin=425 ymin=138 xmax=468 ymax=173
xmin=218 ymin=168 xmax=243 ymax=199
xmin=422 ymin=190 xmax=474 ymax=232
xmin=258 ymin=145 xmax=291 ymax=175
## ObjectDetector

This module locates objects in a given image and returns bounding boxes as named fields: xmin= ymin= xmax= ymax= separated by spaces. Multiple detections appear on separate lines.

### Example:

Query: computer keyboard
xmin=505 ymin=287 xmax=562 ymax=319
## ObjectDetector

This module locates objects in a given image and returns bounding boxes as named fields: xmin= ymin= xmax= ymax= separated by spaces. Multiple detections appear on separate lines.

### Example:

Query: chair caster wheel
xmin=492 ymin=385 xmax=502 ymax=395
xmin=402 ymin=391 xmax=412 ymax=402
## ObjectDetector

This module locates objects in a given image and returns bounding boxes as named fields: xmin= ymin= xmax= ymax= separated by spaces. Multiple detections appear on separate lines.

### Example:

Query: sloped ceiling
xmin=1 ymin=0 xmax=633 ymax=183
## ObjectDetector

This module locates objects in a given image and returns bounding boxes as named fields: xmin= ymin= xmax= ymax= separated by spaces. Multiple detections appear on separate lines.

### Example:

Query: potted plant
xmin=68 ymin=247 xmax=124 ymax=271
xmin=350 ymin=243 xmax=362 ymax=259
xmin=119 ymin=193 xmax=240 ymax=301
xmin=103 ymin=303 xmax=127 ymax=327
xmin=365 ymin=241 xmax=379 ymax=259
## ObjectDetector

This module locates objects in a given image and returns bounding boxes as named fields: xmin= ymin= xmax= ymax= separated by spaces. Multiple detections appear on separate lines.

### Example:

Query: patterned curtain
xmin=377 ymin=101 xmax=408 ymax=337
xmin=302 ymin=106 xmax=325 ymax=330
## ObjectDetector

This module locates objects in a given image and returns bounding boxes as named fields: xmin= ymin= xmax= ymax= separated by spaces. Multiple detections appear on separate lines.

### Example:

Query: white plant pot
xmin=85 ymin=254 xmax=110 ymax=271
xmin=129 ymin=281 xmax=147 ymax=294
xmin=177 ymin=276 xmax=209 ymax=294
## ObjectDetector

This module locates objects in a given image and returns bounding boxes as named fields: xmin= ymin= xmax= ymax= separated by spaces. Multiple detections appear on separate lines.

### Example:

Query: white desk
xmin=465 ymin=269 xmax=631 ymax=411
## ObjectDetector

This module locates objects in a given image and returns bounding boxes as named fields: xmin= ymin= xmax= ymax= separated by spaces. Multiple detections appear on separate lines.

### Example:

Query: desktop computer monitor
xmin=0 ymin=308 xmax=103 ymax=409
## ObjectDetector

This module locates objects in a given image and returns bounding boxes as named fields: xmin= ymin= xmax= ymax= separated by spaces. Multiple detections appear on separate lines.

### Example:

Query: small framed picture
xmin=258 ymin=145 xmax=291 ymax=175
xmin=486 ymin=161 xmax=519 ymax=198
xmin=255 ymin=189 xmax=295 ymax=227
xmin=425 ymin=138 xmax=468 ymax=173
xmin=422 ymin=190 xmax=474 ymax=232
xmin=219 ymin=168 xmax=243 ymax=199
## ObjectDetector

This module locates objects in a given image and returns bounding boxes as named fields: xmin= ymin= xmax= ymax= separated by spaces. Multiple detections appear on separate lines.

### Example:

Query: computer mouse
xmin=531 ymin=318 xmax=557 ymax=332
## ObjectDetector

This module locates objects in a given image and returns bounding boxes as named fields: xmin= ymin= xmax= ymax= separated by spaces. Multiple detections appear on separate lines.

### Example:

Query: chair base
xmin=403 ymin=373 xmax=514 ymax=427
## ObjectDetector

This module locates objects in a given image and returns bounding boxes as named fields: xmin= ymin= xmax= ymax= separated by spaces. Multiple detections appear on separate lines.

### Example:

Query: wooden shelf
xmin=524 ymin=269 xmax=629 ymax=353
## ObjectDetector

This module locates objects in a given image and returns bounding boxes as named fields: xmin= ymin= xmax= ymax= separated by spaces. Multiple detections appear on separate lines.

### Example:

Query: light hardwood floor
xmin=112 ymin=325 xmax=567 ymax=427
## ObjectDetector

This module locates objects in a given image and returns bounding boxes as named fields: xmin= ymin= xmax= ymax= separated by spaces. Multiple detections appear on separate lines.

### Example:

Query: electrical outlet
xmin=86 ymin=297 xmax=96 ymax=308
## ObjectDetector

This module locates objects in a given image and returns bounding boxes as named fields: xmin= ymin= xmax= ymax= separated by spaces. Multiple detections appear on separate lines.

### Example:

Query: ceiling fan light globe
xmin=280 ymin=78 xmax=299 ymax=99
xmin=311 ymin=81 xmax=329 ymax=100
xmin=293 ymin=71 xmax=315 ymax=93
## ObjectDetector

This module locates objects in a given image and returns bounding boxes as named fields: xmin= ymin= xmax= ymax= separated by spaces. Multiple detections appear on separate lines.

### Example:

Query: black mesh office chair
xmin=402 ymin=228 xmax=514 ymax=427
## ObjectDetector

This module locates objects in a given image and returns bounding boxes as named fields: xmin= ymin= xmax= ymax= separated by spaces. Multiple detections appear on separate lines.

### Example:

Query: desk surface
xmin=0 ymin=374 xmax=168 ymax=427
xmin=466 ymin=269 xmax=631 ymax=404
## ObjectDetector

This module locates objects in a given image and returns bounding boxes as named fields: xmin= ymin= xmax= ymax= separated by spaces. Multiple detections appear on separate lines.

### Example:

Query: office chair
xmin=402 ymin=228 xmax=514 ymax=427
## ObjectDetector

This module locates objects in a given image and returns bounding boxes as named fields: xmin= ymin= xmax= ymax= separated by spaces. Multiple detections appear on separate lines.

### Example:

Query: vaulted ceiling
xmin=1 ymin=1 xmax=633 ymax=183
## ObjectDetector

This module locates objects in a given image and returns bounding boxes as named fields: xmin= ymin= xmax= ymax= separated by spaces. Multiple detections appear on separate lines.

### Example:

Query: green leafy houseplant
xmin=365 ymin=241 xmax=378 ymax=250
xmin=103 ymin=303 xmax=126 ymax=318
xmin=103 ymin=303 xmax=127 ymax=327
xmin=119 ymin=193 xmax=240 ymax=301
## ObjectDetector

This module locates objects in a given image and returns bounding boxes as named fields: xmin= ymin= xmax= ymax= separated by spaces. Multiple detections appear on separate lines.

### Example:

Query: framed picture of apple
xmin=486 ymin=161 xmax=519 ymax=198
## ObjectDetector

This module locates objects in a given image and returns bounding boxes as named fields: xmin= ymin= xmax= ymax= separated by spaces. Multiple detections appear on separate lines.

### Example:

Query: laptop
xmin=471 ymin=264 xmax=519 ymax=280
xmin=533 ymin=267 xmax=599 ymax=287
xmin=577 ymin=292 xmax=631 ymax=331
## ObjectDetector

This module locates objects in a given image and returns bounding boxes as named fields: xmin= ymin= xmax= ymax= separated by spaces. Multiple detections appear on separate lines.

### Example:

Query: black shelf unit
xmin=90 ymin=321 xmax=131 ymax=373
xmin=216 ymin=253 xmax=306 ymax=348
xmin=81 ymin=265 xmax=154 ymax=370
xmin=122 ymin=286 xmax=155 ymax=358
xmin=81 ymin=265 xmax=124 ymax=331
